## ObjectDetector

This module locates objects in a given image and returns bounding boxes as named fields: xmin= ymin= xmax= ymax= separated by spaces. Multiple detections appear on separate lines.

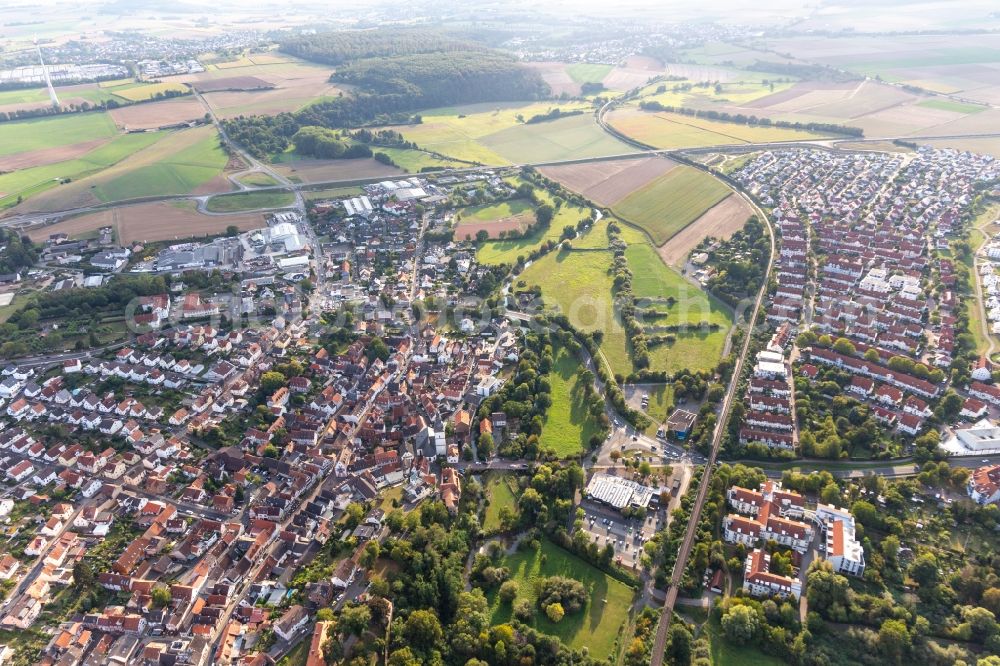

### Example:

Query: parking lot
xmin=578 ymin=499 xmax=663 ymax=569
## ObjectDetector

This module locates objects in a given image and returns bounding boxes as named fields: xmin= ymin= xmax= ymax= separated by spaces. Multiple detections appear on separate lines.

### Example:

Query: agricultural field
xmin=205 ymin=190 xmax=295 ymax=213
xmin=29 ymin=201 xmax=267 ymax=245
xmin=271 ymin=155 xmax=403 ymax=184
xmin=916 ymin=98 xmax=987 ymax=114
xmin=565 ymin=63 xmax=613 ymax=84
xmin=612 ymin=166 xmax=732 ymax=246
xmin=0 ymin=131 xmax=164 ymax=210
xmin=191 ymin=54 xmax=344 ymax=119
xmin=191 ymin=76 xmax=273 ymax=93
xmin=0 ymin=83 xmax=122 ymax=112
xmin=625 ymin=243 xmax=732 ymax=374
xmin=658 ymin=194 xmax=752 ymax=267
xmin=455 ymin=199 xmax=536 ymax=240
xmin=606 ymin=108 xmax=824 ymax=149
xmin=108 ymin=97 xmax=206 ymax=130
xmin=482 ymin=473 xmax=518 ymax=533
xmin=757 ymin=33 xmax=1000 ymax=104
xmin=920 ymin=136 xmax=1000 ymax=158
xmin=13 ymin=126 xmax=231 ymax=212
xmin=487 ymin=538 xmax=634 ymax=660
xmin=524 ymin=62 xmax=581 ymax=97
xmin=538 ymin=346 xmax=599 ymax=457
xmin=373 ymin=147 xmax=468 ymax=173
xmin=539 ymin=156 xmax=677 ymax=207
xmin=388 ymin=101 xmax=633 ymax=165
xmin=102 ymin=81 xmax=189 ymax=101
xmin=0 ymin=112 xmax=118 ymax=158
xmin=636 ymin=78 xmax=797 ymax=110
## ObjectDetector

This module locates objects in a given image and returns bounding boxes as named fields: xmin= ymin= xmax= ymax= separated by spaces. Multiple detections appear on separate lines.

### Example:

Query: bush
xmin=513 ymin=598 xmax=534 ymax=622
xmin=545 ymin=602 xmax=566 ymax=622
xmin=499 ymin=580 xmax=519 ymax=603
xmin=537 ymin=576 xmax=587 ymax=614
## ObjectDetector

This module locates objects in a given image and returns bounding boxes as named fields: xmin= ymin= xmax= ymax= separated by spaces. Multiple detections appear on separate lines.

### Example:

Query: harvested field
xmin=272 ymin=156 xmax=402 ymax=184
xmin=109 ymin=82 xmax=188 ymax=102
xmin=836 ymin=140 xmax=914 ymax=153
xmin=921 ymin=136 xmax=1000 ymax=158
xmin=200 ymin=65 xmax=343 ymax=118
xmin=602 ymin=64 xmax=661 ymax=91
xmin=192 ymin=76 xmax=273 ymax=92
xmin=455 ymin=215 xmax=533 ymax=240
xmin=624 ymin=55 xmax=662 ymax=71
xmin=525 ymin=62 xmax=580 ymax=97
xmin=539 ymin=156 xmax=676 ymax=206
xmin=607 ymin=107 xmax=828 ymax=149
xmin=904 ymin=108 xmax=1000 ymax=137
xmin=29 ymin=201 xmax=266 ymax=244
xmin=659 ymin=63 xmax=745 ymax=83
xmin=851 ymin=104 xmax=967 ymax=137
xmin=109 ymin=98 xmax=206 ymax=130
xmin=0 ymin=138 xmax=108 ymax=172
xmin=801 ymin=81 xmax=913 ymax=118
xmin=658 ymin=194 xmax=752 ymax=266
xmin=456 ymin=199 xmax=536 ymax=240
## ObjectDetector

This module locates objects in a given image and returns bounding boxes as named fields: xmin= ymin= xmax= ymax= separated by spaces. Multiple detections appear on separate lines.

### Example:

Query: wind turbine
xmin=33 ymin=38 xmax=60 ymax=109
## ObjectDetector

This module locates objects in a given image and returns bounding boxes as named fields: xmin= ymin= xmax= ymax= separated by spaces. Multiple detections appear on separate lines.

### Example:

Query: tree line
xmin=638 ymin=99 xmax=864 ymax=137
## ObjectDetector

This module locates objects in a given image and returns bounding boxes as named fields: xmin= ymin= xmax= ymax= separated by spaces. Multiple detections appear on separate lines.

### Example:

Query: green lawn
xmin=236 ymin=172 xmax=281 ymax=187
xmin=92 ymin=132 xmax=229 ymax=202
xmin=461 ymin=198 xmax=534 ymax=222
xmin=0 ymin=112 xmax=118 ymax=156
xmin=305 ymin=185 xmax=363 ymax=200
xmin=539 ymin=346 xmax=598 ymax=457
xmin=916 ymin=98 xmax=987 ymax=114
xmin=518 ymin=248 xmax=632 ymax=376
xmin=206 ymin=189 xmax=295 ymax=212
xmin=613 ymin=166 xmax=731 ymax=245
xmin=566 ymin=63 xmax=613 ymax=84
xmin=0 ymin=131 xmax=164 ymax=208
xmin=482 ymin=473 xmax=519 ymax=532
xmin=488 ymin=539 xmax=635 ymax=660
xmin=625 ymin=243 xmax=732 ymax=374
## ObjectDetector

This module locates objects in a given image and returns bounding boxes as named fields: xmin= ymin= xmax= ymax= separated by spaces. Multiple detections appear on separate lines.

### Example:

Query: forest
xmin=280 ymin=28 xmax=481 ymax=65
xmin=223 ymin=37 xmax=549 ymax=158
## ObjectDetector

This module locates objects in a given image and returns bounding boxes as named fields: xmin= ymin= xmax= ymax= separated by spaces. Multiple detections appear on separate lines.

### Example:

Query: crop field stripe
xmin=612 ymin=166 xmax=732 ymax=245
xmin=0 ymin=112 xmax=118 ymax=157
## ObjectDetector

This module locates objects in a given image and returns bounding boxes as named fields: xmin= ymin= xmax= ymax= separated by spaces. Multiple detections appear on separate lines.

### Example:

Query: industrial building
xmin=585 ymin=473 xmax=657 ymax=511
